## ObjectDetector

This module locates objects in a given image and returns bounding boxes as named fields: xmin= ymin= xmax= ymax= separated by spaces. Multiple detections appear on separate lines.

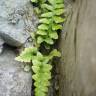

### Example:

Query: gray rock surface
xmin=0 ymin=37 xmax=4 ymax=53
xmin=0 ymin=0 xmax=37 ymax=96
xmin=0 ymin=0 xmax=37 ymax=47
xmin=0 ymin=46 xmax=32 ymax=96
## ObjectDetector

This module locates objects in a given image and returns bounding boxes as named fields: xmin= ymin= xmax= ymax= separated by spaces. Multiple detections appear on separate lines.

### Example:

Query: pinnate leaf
xmin=54 ymin=4 xmax=64 ymax=9
xmin=39 ymin=18 xmax=50 ymax=24
xmin=44 ymin=38 xmax=54 ymax=45
xmin=49 ymin=49 xmax=61 ymax=59
xmin=48 ymin=0 xmax=54 ymax=4
xmin=54 ymin=9 xmax=64 ymax=15
xmin=31 ymin=0 xmax=37 ymax=3
xmin=52 ymin=24 xmax=62 ymax=30
xmin=54 ymin=16 xmax=65 ymax=23
xmin=37 ymin=36 xmax=44 ymax=44
xmin=32 ymin=66 xmax=40 ymax=73
xmin=42 ymin=64 xmax=52 ymax=72
xmin=41 ymin=12 xmax=53 ymax=17
xmin=37 ymin=30 xmax=47 ymax=35
xmin=49 ymin=31 xmax=58 ymax=39
xmin=15 ymin=47 xmax=37 ymax=62
xmin=41 ymin=4 xmax=53 ymax=11
xmin=55 ymin=0 xmax=64 ymax=4
xmin=38 ymin=24 xmax=48 ymax=30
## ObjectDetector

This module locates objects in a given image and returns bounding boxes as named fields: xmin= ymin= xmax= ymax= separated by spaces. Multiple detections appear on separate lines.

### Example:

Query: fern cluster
xmin=15 ymin=48 xmax=61 ymax=96
xmin=32 ymin=0 xmax=65 ymax=48
xmin=15 ymin=0 xmax=65 ymax=96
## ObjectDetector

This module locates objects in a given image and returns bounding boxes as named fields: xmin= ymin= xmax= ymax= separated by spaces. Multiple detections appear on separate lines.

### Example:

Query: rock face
xmin=0 ymin=0 xmax=37 ymax=95
xmin=0 ymin=0 xmax=37 ymax=47
xmin=0 ymin=46 xmax=32 ymax=96
xmin=0 ymin=37 xmax=4 ymax=53
xmin=59 ymin=0 xmax=96 ymax=96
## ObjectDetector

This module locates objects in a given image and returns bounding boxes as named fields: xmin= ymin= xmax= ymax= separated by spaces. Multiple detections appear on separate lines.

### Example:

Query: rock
xmin=0 ymin=45 xmax=3 ymax=54
xmin=0 ymin=46 xmax=32 ymax=96
xmin=0 ymin=23 xmax=30 ymax=47
xmin=0 ymin=0 xmax=36 ymax=95
xmin=0 ymin=37 xmax=4 ymax=54
xmin=0 ymin=0 xmax=38 ymax=47
xmin=0 ymin=37 xmax=4 ymax=45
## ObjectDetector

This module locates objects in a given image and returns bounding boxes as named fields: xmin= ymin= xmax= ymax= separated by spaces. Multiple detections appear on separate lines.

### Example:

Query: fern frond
xmin=16 ymin=1 xmax=64 ymax=96
xmin=31 ymin=0 xmax=38 ymax=3
xmin=35 ymin=0 xmax=65 ymax=46
xmin=15 ymin=47 xmax=38 ymax=62
xmin=32 ymin=62 xmax=52 ymax=96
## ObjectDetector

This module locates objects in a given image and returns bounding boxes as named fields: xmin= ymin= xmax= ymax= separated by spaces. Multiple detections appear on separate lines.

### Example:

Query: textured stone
xmin=0 ymin=0 xmax=37 ymax=95
xmin=0 ymin=46 xmax=32 ymax=96
xmin=0 ymin=35 xmax=4 ymax=54
xmin=0 ymin=0 xmax=37 ymax=47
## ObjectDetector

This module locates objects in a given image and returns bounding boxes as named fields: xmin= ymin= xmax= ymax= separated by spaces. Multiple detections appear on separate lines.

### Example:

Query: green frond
xmin=55 ymin=0 xmax=64 ymax=4
xmin=37 ymin=36 xmax=44 ymax=44
xmin=54 ymin=4 xmax=64 ymax=9
xmin=52 ymin=24 xmax=63 ymax=30
xmin=49 ymin=31 xmax=58 ymax=39
xmin=15 ymin=47 xmax=37 ymax=62
xmin=54 ymin=16 xmax=65 ymax=23
xmin=39 ymin=18 xmax=50 ymax=24
xmin=34 ymin=0 xmax=65 ymax=46
xmin=34 ymin=80 xmax=50 ymax=87
xmin=31 ymin=0 xmax=38 ymax=3
xmin=48 ymin=0 xmax=54 ymax=5
xmin=54 ymin=9 xmax=64 ymax=15
xmin=49 ymin=49 xmax=61 ymax=59
xmin=32 ymin=66 xmax=40 ymax=73
xmin=44 ymin=38 xmax=54 ymax=45
xmin=37 ymin=52 xmax=44 ymax=61
xmin=41 ymin=12 xmax=53 ymax=17
xmin=42 ymin=64 xmax=52 ymax=72
xmin=37 ymin=30 xmax=47 ymax=35
xmin=32 ymin=59 xmax=42 ymax=65
xmin=41 ymin=4 xmax=53 ymax=11
xmin=16 ymin=0 xmax=65 ymax=96
xmin=38 ymin=24 xmax=49 ymax=30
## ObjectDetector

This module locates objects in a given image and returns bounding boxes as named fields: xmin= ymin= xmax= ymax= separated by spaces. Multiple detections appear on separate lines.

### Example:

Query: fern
xmin=34 ymin=0 xmax=64 ymax=46
xmin=15 ymin=48 xmax=61 ymax=96
xmin=31 ymin=0 xmax=65 ymax=47
xmin=15 ymin=0 xmax=65 ymax=96
xmin=15 ymin=47 xmax=38 ymax=62
xmin=31 ymin=0 xmax=46 ymax=3
xmin=31 ymin=0 xmax=46 ymax=15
